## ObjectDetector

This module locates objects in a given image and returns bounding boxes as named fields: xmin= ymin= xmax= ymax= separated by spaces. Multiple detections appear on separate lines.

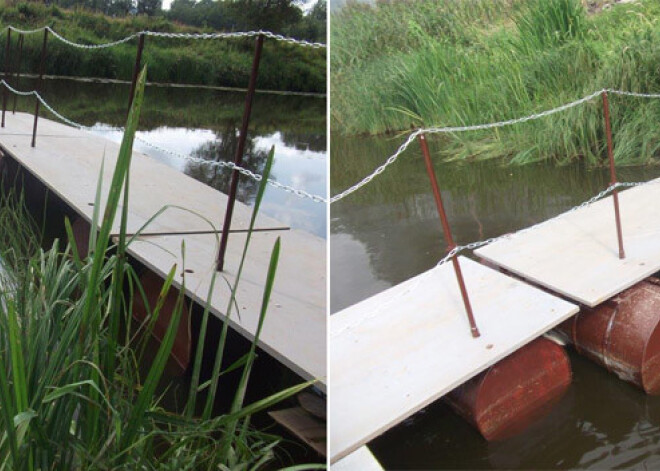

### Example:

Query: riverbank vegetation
xmin=0 ymin=68 xmax=314 ymax=469
xmin=332 ymin=0 xmax=660 ymax=165
xmin=0 ymin=1 xmax=325 ymax=93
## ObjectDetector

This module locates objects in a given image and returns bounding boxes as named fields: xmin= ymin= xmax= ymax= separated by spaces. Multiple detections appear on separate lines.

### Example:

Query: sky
xmin=161 ymin=0 xmax=319 ymax=13
xmin=330 ymin=0 xmax=374 ymax=11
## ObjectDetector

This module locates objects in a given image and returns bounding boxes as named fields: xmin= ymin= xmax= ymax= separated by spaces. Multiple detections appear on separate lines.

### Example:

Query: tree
xmin=167 ymin=0 xmax=304 ymax=33
xmin=137 ymin=0 xmax=161 ymax=15
xmin=108 ymin=0 xmax=134 ymax=15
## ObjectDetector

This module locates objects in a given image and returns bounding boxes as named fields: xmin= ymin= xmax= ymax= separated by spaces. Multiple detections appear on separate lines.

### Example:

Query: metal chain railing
xmin=330 ymin=89 xmax=606 ymax=204
xmin=332 ymin=179 xmax=655 ymax=335
xmin=133 ymin=136 xmax=328 ymax=202
xmin=0 ymin=80 xmax=328 ymax=203
xmin=145 ymin=30 xmax=326 ymax=48
xmin=330 ymin=88 xmax=660 ymax=204
xmin=607 ymin=89 xmax=660 ymax=99
xmin=4 ymin=25 xmax=326 ymax=49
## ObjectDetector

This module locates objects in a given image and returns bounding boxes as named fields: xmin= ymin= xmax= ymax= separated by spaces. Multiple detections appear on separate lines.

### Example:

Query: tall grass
xmin=0 ymin=65 xmax=314 ymax=468
xmin=332 ymin=0 xmax=660 ymax=165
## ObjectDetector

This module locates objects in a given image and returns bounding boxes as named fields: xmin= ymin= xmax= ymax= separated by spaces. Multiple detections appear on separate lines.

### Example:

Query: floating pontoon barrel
xmin=131 ymin=269 xmax=191 ymax=371
xmin=71 ymin=216 xmax=91 ymax=257
xmin=557 ymin=277 xmax=660 ymax=394
xmin=445 ymin=337 xmax=571 ymax=441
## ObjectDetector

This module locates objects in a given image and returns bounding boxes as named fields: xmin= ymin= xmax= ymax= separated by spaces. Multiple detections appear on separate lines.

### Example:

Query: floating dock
xmin=330 ymin=178 xmax=660 ymax=463
xmin=0 ymin=112 xmax=326 ymax=387
xmin=329 ymin=256 xmax=578 ymax=462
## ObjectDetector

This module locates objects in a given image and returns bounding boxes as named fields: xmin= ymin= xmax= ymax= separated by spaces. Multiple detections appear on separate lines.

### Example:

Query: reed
xmin=0 ymin=65 xmax=314 ymax=469
xmin=332 ymin=0 xmax=660 ymax=165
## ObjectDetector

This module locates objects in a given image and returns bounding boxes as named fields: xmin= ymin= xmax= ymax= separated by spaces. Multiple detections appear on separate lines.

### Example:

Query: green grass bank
xmin=331 ymin=0 xmax=660 ymax=165
xmin=0 ymin=1 xmax=326 ymax=93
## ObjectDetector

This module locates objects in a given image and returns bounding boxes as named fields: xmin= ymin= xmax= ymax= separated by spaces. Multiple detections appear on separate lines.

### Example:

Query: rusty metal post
xmin=602 ymin=90 xmax=625 ymax=259
xmin=12 ymin=33 xmax=23 ymax=114
xmin=217 ymin=34 xmax=264 ymax=272
xmin=419 ymin=133 xmax=480 ymax=338
xmin=31 ymin=28 xmax=48 ymax=148
xmin=2 ymin=28 xmax=12 ymax=128
xmin=127 ymin=33 xmax=145 ymax=114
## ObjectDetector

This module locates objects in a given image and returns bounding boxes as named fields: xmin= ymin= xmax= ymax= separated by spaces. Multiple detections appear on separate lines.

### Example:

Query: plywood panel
xmin=329 ymin=257 xmax=577 ymax=462
xmin=476 ymin=180 xmax=660 ymax=306
xmin=332 ymin=447 xmax=383 ymax=471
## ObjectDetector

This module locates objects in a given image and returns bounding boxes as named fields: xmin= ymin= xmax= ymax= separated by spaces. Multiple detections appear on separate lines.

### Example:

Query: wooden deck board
xmin=332 ymin=447 xmax=383 ymax=471
xmin=0 ymin=112 xmax=326 ymax=385
xmin=475 ymin=179 xmax=660 ymax=307
xmin=329 ymin=257 xmax=577 ymax=462
xmin=268 ymin=407 xmax=326 ymax=456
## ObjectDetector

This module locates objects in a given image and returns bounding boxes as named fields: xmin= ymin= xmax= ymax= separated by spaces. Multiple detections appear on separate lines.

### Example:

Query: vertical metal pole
xmin=419 ymin=133 xmax=480 ymax=338
xmin=217 ymin=34 xmax=264 ymax=272
xmin=12 ymin=33 xmax=23 ymax=114
xmin=602 ymin=91 xmax=625 ymax=260
xmin=2 ymin=28 xmax=12 ymax=128
xmin=127 ymin=33 xmax=145 ymax=114
xmin=31 ymin=28 xmax=48 ymax=148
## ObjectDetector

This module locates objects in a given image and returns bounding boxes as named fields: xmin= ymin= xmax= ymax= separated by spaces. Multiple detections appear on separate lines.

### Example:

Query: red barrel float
xmin=557 ymin=277 xmax=660 ymax=394
xmin=445 ymin=337 xmax=571 ymax=441
xmin=132 ymin=270 xmax=192 ymax=372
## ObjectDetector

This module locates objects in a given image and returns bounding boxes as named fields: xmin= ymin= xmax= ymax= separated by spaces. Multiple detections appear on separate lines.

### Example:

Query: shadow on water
xmin=331 ymin=134 xmax=660 ymax=469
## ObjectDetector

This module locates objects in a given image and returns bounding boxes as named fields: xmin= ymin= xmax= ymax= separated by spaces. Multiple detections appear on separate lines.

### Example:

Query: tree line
xmin=46 ymin=0 xmax=326 ymax=42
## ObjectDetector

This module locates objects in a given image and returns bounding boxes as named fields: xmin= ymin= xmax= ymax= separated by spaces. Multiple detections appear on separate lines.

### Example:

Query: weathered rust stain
xmin=132 ymin=270 xmax=191 ymax=372
xmin=558 ymin=277 xmax=660 ymax=394
xmin=445 ymin=337 xmax=571 ymax=441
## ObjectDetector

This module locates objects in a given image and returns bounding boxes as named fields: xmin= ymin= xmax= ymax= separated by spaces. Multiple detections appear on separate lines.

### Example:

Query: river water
xmin=331 ymin=134 xmax=660 ymax=469
xmin=10 ymin=77 xmax=327 ymax=238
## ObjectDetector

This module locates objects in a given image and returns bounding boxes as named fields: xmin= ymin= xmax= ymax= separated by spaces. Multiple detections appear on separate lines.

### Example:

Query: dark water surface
xmin=12 ymin=77 xmax=327 ymax=237
xmin=331 ymin=134 xmax=660 ymax=469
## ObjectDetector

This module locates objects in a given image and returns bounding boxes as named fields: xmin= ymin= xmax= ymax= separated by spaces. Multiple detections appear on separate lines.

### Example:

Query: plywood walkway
xmin=329 ymin=257 xmax=578 ymax=462
xmin=476 ymin=180 xmax=660 ymax=307
xmin=332 ymin=446 xmax=383 ymax=471
xmin=0 ymin=112 xmax=326 ymax=386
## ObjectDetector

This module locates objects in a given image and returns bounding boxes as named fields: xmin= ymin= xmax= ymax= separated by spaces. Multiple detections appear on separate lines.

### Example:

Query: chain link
xmin=145 ymin=30 xmax=326 ymax=48
xmin=134 ymin=136 xmax=327 ymax=202
xmin=607 ymin=89 xmax=660 ymax=98
xmin=0 ymin=80 xmax=36 ymax=96
xmin=7 ymin=26 xmax=47 ymax=35
xmin=329 ymin=131 xmax=421 ymax=204
xmin=0 ymin=80 xmax=327 ymax=203
xmin=3 ymin=25 xmax=325 ymax=49
xmin=47 ymin=27 xmax=139 ymax=49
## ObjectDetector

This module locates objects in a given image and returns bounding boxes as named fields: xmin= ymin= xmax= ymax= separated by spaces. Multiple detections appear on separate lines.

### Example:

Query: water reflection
xmin=19 ymin=78 xmax=328 ymax=238
xmin=331 ymin=134 xmax=660 ymax=468
xmin=96 ymin=125 xmax=327 ymax=236
xmin=186 ymin=122 xmax=266 ymax=204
